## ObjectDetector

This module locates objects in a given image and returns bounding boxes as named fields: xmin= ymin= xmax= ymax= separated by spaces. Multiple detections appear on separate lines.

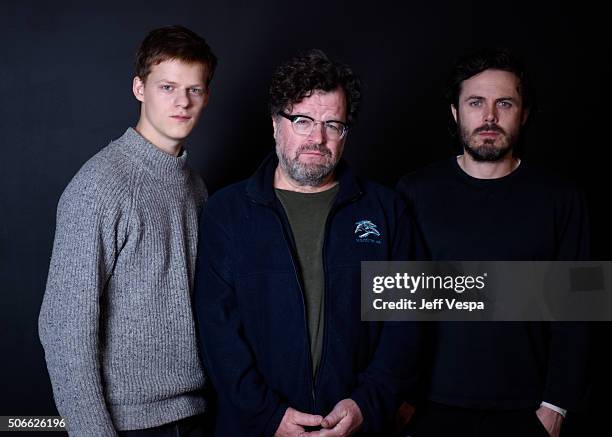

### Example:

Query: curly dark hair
xmin=135 ymin=25 xmax=217 ymax=88
xmin=446 ymin=48 xmax=534 ymax=110
xmin=269 ymin=49 xmax=361 ymax=125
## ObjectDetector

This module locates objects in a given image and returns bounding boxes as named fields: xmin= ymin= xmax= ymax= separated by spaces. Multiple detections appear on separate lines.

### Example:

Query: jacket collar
xmin=245 ymin=152 xmax=362 ymax=206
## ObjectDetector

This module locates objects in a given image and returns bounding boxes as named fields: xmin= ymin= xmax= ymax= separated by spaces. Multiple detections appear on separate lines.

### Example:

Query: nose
xmin=174 ymin=89 xmax=190 ymax=108
xmin=483 ymin=103 xmax=498 ymax=123
xmin=308 ymin=121 xmax=326 ymax=143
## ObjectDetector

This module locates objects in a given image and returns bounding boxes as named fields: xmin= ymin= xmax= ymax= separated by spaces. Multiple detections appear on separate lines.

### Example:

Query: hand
xmin=274 ymin=407 xmax=322 ymax=437
xmin=302 ymin=398 xmax=363 ymax=437
xmin=535 ymin=406 xmax=564 ymax=437
xmin=396 ymin=402 xmax=415 ymax=431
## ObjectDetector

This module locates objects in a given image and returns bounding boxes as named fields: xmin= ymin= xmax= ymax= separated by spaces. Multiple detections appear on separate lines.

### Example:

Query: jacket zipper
xmin=256 ymin=191 xmax=361 ymax=413
xmin=267 ymin=203 xmax=317 ymax=411
xmin=313 ymin=193 xmax=361 ymax=406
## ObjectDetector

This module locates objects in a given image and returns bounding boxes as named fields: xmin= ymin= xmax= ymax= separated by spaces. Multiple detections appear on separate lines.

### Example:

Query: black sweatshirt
xmin=397 ymin=157 xmax=590 ymax=411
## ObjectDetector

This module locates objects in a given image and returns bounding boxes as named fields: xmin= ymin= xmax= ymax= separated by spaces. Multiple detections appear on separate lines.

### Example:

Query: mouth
xmin=297 ymin=145 xmax=332 ymax=158
xmin=171 ymin=115 xmax=191 ymax=122
xmin=298 ymin=151 xmax=332 ymax=162
xmin=477 ymin=131 xmax=500 ymax=137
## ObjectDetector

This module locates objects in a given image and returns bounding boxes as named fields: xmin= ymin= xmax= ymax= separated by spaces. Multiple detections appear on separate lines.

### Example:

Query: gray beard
xmin=277 ymin=143 xmax=337 ymax=186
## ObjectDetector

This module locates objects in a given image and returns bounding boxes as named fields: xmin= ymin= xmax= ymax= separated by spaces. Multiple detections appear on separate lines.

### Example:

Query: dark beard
xmin=464 ymin=138 xmax=513 ymax=161
xmin=460 ymin=123 xmax=515 ymax=162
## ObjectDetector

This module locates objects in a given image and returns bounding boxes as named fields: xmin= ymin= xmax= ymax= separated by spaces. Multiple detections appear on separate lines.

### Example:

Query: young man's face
xmin=133 ymin=59 xmax=209 ymax=152
xmin=272 ymin=87 xmax=347 ymax=187
xmin=452 ymin=68 xmax=529 ymax=161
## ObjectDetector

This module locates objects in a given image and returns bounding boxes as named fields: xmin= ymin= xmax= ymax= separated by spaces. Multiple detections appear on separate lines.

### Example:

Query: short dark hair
xmin=446 ymin=48 xmax=533 ymax=110
xmin=135 ymin=25 xmax=217 ymax=87
xmin=269 ymin=49 xmax=361 ymax=125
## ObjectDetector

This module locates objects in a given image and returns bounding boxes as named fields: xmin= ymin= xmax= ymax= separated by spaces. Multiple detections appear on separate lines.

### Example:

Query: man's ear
xmin=202 ymin=87 xmax=211 ymax=107
xmin=451 ymin=104 xmax=458 ymax=123
xmin=272 ymin=116 xmax=278 ymax=139
xmin=133 ymin=76 xmax=145 ymax=103
xmin=521 ymin=107 xmax=530 ymax=125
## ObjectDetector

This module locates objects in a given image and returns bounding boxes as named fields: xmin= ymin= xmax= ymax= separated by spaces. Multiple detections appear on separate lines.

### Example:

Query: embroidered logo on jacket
xmin=355 ymin=220 xmax=382 ymax=244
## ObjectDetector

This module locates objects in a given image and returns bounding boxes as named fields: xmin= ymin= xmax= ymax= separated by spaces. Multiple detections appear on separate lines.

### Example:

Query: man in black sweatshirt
xmin=397 ymin=48 xmax=589 ymax=437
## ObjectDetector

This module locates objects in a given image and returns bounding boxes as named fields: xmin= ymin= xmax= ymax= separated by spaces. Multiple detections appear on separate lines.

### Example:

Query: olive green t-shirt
xmin=275 ymin=185 xmax=339 ymax=377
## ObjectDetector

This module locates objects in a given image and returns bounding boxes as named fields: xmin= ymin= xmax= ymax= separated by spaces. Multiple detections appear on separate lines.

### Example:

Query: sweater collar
xmin=117 ymin=127 xmax=190 ymax=183
xmin=246 ymin=152 xmax=362 ymax=206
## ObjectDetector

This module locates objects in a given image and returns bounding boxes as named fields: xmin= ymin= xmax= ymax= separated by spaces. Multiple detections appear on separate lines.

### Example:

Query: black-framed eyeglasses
xmin=278 ymin=111 xmax=349 ymax=140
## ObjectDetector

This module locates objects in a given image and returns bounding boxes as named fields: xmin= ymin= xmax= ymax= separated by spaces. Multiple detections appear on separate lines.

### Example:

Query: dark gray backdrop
xmin=1 ymin=0 xmax=610 ymax=434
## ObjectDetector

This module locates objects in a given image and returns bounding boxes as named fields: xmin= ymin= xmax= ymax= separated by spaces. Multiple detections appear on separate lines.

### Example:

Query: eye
xmin=325 ymin=122 xmax=342 ymax=134
xmin=189 ymin=87 xmax=204 ymax=96
xmin=497 ymin=100 xmax=512 ymax=108
xmin=293 ymin=117 xmax=313 ymax=128
xmin=160 ymin=84 xmax=174 ymax=92
xmin=468 ymin=99 xmax=482 ymax=107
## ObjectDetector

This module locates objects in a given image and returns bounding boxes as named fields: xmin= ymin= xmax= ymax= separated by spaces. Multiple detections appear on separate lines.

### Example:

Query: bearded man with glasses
xmin=193 ymin=49 xmax=423 ymax=437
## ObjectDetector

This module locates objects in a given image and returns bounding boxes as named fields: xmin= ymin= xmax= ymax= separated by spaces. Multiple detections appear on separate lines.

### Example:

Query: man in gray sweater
xmin=38 ymin=26 xmax=217 ymax=436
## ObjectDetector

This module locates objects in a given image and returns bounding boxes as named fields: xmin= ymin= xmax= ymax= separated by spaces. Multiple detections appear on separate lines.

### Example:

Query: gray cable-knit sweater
xmin=39 ymin=128 xmax=208 ymax=436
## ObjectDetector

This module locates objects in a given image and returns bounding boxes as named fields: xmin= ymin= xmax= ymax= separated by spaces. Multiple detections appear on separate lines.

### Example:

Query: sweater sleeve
xmin=396 ymin=175 xmax=432 ymax=260
xmin=543 ymin=186 xmax=591 ymax=411
xmin=38 ymin=178 xmax=125 ymax=436
xmin=194 ymin=209 xmax=288 ymax=437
